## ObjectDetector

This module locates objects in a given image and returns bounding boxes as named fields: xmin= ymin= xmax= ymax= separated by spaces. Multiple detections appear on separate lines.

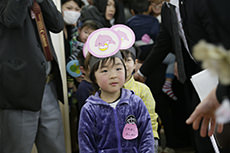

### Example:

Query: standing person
xmin=187 ymin=0 xmax=230 ymax=152
xmin=128 ymin=0 xmax=183 ymax=152
xmin=127 ymin=0 xmax=177 ymax=101
xmin=79 ymin=52 xmax=155 ymax=153
xmin=0 ymin=0 xmax=66 ymax=153
xmin=80 ymin=0 xmax=125 ymax=27
xmin=62 ymin=0 xmax=84 ymax=61
xmin=66 ymin=20 xmax=99 ymax=153
xmin=61 ymin=1 xmax=84 ymax=152
xmin=121 ymin=47 xmax=159 ymax=153
xmin=134 ymin=0 xmax=218 ymax=152
xmin=78 ymin=28 xmax=155 ymax=153
xmin=127 ymin=0 xmax=160 ymax=61
xmin=61 ymin=0 xmax=84 ymax=105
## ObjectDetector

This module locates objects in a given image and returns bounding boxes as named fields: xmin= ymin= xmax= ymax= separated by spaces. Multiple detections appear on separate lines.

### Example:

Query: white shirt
xmin=109 ymin=99 xmax=120 ymax=109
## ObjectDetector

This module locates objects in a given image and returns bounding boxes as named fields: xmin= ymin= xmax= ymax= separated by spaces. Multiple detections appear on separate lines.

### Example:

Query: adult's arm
xmin=216 ymin=84 xmax=230 ymax=103
xmin=139 ymin=11 xmax=172 ymax=77
xmin=0 ymin=0 xmax=31 ymax=28
xmin=39 ymin=0 xmax=64 ymax=33
xmin=192 ymin=0 xmax=218 ymax=45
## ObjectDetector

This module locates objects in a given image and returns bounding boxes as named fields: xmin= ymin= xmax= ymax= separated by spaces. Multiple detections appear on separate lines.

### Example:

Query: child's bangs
xmin=98 ymin=57 xmax=117 ymax=69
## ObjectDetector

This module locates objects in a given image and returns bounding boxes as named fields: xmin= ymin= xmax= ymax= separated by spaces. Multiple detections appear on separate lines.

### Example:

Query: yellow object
xmin=124 ymin=76 xmax=159 ymax=138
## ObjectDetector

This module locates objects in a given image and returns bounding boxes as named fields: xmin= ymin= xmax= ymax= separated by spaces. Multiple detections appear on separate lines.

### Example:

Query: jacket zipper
xmin=113 ymin=109 xmax=122 ymax=153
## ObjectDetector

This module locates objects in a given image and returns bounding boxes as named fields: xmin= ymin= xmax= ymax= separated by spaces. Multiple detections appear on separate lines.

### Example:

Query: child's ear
xmin=135 ymin=59 xmax=138 ymax=64
xmin=78 ymin=27 xmax=81 ymax=34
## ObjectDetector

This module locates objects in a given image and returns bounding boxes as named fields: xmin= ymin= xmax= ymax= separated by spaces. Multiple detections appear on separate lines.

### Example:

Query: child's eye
xmin=116 ymin=67 xmax=122 ymax=71
xmin=101 ymin=69 xmax=108 ymax=73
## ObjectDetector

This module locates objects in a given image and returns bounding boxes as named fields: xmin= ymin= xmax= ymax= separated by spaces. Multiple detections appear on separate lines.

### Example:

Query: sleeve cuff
xmin=137 ymin=69 xmax=145 ymax=77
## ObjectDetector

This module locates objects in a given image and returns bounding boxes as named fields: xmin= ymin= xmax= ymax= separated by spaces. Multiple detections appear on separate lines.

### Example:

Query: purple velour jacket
xmin=78 ymin=88 xmax=155 ymax=153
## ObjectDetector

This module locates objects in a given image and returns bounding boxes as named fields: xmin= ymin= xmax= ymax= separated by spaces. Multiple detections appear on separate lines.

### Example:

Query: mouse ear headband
xmin=83 ymin=24 xmax=135 ymax=68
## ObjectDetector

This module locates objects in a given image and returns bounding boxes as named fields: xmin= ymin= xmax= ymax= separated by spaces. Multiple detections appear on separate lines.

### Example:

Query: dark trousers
xmin=183 ymin=80 xmax=215 ymax=153
xmin=146 ymin=64 xmax=191 ymax=148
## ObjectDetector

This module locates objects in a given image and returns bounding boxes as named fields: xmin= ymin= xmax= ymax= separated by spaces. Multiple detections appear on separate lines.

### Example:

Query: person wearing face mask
xmin=61 ymin=0 xmax=84 ymax=59
xmin=61 ymin=1 xmax=84 ymax=153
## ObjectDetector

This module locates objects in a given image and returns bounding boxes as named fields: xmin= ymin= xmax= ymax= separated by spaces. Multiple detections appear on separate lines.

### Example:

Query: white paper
xmin=191 ymin=69 xmax=219 ymax=153
xmin=191 ymin=69 xmax=218 ymax=101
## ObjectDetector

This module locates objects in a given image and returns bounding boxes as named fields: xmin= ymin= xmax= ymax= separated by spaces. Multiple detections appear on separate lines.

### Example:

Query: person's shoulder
xmin=133 ymin=79 xmax=149 ymax=89
xmin=122 ymin=88 xmax=142 ymax=103
xmin=81 ymin=94 xmax=98 ymax=109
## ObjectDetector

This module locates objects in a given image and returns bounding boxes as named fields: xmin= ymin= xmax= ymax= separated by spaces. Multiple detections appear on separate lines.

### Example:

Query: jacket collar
xmin=87 ymin=88 xmax=132 ymax=106
xmin=167 ymin=0 xmax=179 ymax=8
xmin=124 ymin=76 xmax=135 ymax=88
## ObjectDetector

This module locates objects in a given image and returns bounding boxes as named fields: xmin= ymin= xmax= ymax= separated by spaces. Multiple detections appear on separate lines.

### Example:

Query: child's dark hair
xmin=121 ymin=49 xmax=136 ymax=62
xmin=86 ymin=54 xmax=127 ymax=91
xmin=77 ymin=51 xmax=85 ymax=67
xmin=80 ymin=20 xmax=100 ymax=31
xmin=129 ymin=0 xmax=150 ymax=14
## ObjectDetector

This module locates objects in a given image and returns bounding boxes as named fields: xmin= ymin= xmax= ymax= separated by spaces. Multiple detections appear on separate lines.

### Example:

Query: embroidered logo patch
xmin=122 ymin=115 xmax=138 ymax=140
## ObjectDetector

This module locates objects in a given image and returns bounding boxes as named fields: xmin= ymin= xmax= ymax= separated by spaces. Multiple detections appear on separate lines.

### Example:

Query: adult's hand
xmin=134 ymin=72 xmax=146 ymax=83
xmin=186 ymin=87 xmax=223 ymax=137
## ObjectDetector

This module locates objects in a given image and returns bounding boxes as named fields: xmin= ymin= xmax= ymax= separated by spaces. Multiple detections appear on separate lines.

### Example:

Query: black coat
xmin=207 ymin=0 xmax=230 ymax=102
xmin=0 ymin=0 xmax=64 ymax=111
xmin=140 ymin=0 xmax=217 ymax=80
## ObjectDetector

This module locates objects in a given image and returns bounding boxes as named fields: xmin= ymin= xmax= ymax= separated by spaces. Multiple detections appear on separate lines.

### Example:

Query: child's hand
xmin=134 ymin=72 xmax=146 ymax=83
xmin=75 ymin=75 xmax=84 ymax=83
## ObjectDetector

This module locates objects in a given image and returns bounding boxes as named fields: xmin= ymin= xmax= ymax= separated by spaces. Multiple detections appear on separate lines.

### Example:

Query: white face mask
xmin=63 ymin=10 xmax=81 ymax=25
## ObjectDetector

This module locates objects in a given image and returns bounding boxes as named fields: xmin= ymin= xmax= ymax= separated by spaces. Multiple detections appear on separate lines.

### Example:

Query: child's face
xmin=78 ymin=26 xmax=95 ymax=43
xmin=105 ymin=0 xmax=116 ymax=21
xmin=150 ymin=1 xmax=163 ymax=16
xmin=124 ymin=56 xmax=135 ymax=81
xmin=94 ymin=57 xmax=125 ymax=95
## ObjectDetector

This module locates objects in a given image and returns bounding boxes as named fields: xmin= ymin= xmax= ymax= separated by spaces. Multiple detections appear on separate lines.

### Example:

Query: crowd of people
xmin=0 ymin=0 xmax=229 ymax=153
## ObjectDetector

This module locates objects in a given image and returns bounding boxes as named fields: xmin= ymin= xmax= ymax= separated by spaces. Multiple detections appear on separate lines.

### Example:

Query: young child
xmin=128 ymin=0 xmax=177 ymax=101
xmin=66 ymin=20 xmax=99 ymax=92
xmin=80 ymin=0 xmax=125 ymax=27
xmin=66 ymin=20 xmax=99 ymax=153
xmin=75 ymin=50 xmax=94 ymax=111
xmin=121 ymin=47 xmax=159 ymax=153
xmin=127 ymin=0 xmax=160 ymax=61
xmin=78 ymin=28 xmax=155 ymax=153
xmin=69 ymin=20 xmax=100 ymax=62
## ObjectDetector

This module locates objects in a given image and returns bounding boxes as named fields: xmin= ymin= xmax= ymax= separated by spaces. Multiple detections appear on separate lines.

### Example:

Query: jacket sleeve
xmin=141 ymin=86 xmax=159 ymax=139
xmin=39 ymin=0 xmax=64 ymax=33
xmin=194 ymin=0 xmax=218 ymax=44
xmin=78 ymin=104 xmax=97 ymax=153
xmin=216 ymin=83 xmax=230 ymax=103
xmin=0 ymin=0 xmax=31 ymax=28
xmin=135 ymin=97 xmax=155 ymax=153
xmin=140 ymin=5 xmax=172 ymax=77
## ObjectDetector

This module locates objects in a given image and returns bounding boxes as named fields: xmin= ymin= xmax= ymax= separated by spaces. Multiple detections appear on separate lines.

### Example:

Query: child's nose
xmin=110 ymin=70 xmax=117 ymax=78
